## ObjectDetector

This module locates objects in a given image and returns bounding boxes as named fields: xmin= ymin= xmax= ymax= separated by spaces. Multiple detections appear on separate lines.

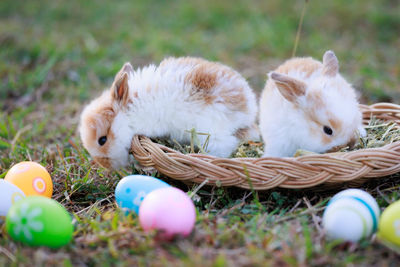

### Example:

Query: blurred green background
xmin=1 ymin=0 xmax=399 ymax=111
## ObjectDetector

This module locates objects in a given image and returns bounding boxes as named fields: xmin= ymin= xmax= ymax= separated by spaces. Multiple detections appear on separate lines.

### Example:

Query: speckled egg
xmin=139 ymin=187 xmax=196 ymax=240
xmin=378 ymin=200 xmax=400 ymax=249
xmin=6 ymin=196 xmax=73 ymax=248
xmin=0 ymin=180 xmax=26 ymax=216
xmin=5 ymin=162 xmax=53 ymax=198
xmin=115 ymin=175 xmax=170 ymax=214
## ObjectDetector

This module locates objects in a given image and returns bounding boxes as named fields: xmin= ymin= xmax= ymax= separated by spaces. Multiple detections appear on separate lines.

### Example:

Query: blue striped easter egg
xmin=323 ymin=189 xmax=380 ymax=242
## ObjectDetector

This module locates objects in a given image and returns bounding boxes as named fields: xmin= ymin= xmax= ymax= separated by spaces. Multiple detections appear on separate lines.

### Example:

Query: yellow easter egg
xmin=5 ymin=162 xmax=53 ymax=198
xmin=378 ymin=200 xmax=400 ymax=249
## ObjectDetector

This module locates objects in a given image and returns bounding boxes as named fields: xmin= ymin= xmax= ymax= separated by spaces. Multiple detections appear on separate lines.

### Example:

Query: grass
xmin=1 ymin=0 xmax=400 ymax=265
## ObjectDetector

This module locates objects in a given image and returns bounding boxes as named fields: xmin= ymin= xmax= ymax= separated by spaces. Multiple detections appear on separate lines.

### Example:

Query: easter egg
xmin=5 ymin=162 xmax=53 ymax=198
xmin=115 ymin=175 xmax=170 ymax=214
xmin=322 ymin=189 xmax=379 ymax=242
xmin=0 ymin=180 xmax=26 ymax=216
xmin=378 ymin=200 xmax=400 ymax=248
xmin=139 ymin=187 xmax=196 ymax=240
xmin=6 ymin=196 xmax=73 ymax=248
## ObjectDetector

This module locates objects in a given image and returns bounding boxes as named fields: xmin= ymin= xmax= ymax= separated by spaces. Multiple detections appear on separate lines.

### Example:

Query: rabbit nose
xmin=326 ymin=144 xmax=346 ymax=153
xmin=347 ymin=137 xmax=356 ymax=149
xmin=94 ymin=157 xmax=111 ymax=169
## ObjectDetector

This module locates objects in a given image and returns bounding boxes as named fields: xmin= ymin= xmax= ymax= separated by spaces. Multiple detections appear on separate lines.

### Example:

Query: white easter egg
xmin=0 ymin=180 xmax=26 ymax=216
xmin=329 ymin=189 xmax=380 ymax=220
xmin=323 ymin=188 xmax=380 ymax=242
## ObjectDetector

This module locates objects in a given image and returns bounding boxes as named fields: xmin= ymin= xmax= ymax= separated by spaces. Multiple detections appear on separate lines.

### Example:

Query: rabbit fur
xmin=259 ymin=50 xmax=366 ymax=157
xmin=79 ymin=57 xmax=258 ymax=169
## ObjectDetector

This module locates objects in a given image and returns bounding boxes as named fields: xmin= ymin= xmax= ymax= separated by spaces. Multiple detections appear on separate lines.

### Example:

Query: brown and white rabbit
xmin=259 ymin=50 xmax=366 ymax=157
xmin=79 ymin=57 xmax=258 ymax=169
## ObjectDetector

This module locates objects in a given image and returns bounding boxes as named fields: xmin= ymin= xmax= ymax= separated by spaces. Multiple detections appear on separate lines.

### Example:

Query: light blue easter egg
xmin=0 ymin=180 xmax=26 ymax=216
xmin=115 ymin=175 xmax=170 ymax=214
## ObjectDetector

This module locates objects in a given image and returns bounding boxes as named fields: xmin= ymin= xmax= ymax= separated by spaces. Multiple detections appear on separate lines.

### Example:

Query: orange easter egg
xmin=5 ymin=162 xmax=53 ymax=198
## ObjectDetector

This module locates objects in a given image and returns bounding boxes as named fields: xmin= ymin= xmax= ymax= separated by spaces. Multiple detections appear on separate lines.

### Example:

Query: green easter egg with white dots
xmin=378 ymin=200 xmax=400 ymax=248
xmin=6 ymin=196 xmax=73 ymax=248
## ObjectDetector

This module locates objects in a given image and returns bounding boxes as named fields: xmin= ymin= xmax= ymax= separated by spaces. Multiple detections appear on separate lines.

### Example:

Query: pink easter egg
xmin=139 ymin=187 xmax=196 ymax=240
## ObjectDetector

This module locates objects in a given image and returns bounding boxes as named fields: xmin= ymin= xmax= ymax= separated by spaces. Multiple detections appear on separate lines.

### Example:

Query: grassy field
xmin=1 ymin=0 xmax=400 ymax=265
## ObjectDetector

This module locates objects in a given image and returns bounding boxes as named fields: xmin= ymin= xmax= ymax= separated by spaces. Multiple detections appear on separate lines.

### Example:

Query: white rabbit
xmin=79 ymin=57 xmax=258 ymax=169
xmin=259 ymin=50 xmax=366 ymax=157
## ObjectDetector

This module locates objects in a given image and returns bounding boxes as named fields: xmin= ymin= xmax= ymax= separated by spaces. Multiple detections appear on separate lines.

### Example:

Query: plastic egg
xmin=378 ymin=200 xmax=400 ymax=248
xmin=0 ymin=180 xmax=26 ymax=216
xmin=139 ymin=187 xmax=196 ymax=240
xmin=115 ymin=175 xmax=170 ymax=214
xmin=5 ymin=162 xmax=53 ymax=198
xmin=6 ymin=196 xmax=73 ymax=248
xmin=322 ymin=189 xmax=380 ymax=242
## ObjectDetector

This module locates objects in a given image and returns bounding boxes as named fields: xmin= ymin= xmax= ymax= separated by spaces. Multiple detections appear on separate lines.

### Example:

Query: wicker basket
xmin=130 ymin=103 xmax=400 ymax=190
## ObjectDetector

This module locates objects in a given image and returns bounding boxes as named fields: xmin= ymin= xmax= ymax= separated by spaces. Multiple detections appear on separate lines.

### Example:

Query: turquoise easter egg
xmin=6 ymin=196 xmax=73 ymax=248
xmin=115 ymin=175 xmax=170 ymax=214
xmin=0 ymin=180 xmax=26 ymax=216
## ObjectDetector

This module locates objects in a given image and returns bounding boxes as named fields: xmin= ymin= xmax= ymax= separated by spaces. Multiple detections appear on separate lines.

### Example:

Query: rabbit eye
xmin=323 ymin=126 xmax=333 ymax=135
xmin=98 ymin=136 xmax=107 ymax=146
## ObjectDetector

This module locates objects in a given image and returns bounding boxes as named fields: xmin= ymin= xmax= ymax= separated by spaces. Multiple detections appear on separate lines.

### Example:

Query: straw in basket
xmin=130 ymin=103 xmax=400 ymax=190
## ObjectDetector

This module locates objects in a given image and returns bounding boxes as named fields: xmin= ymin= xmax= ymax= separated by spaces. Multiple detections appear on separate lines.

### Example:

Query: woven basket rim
xmin=130 ymin=102 xmax=400 ymax=190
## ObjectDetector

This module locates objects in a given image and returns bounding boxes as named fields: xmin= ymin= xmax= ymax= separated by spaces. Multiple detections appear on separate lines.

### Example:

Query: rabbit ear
xmin=121 ymin=62 xmax=133 ymax=74
xmin=112 ymin=72 xmax=130 ymax=106
xmin=322 ymin=50 xmax=339 ymax=77
xmin=270 ymin=72 xmax=306 ymax=103
xmin=111 ymin=62 xmax=134 ymax=106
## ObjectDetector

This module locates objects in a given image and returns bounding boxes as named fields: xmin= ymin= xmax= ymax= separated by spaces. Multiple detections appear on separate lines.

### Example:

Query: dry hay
xmin=152 ymin=117 xmax=400 ymax=158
